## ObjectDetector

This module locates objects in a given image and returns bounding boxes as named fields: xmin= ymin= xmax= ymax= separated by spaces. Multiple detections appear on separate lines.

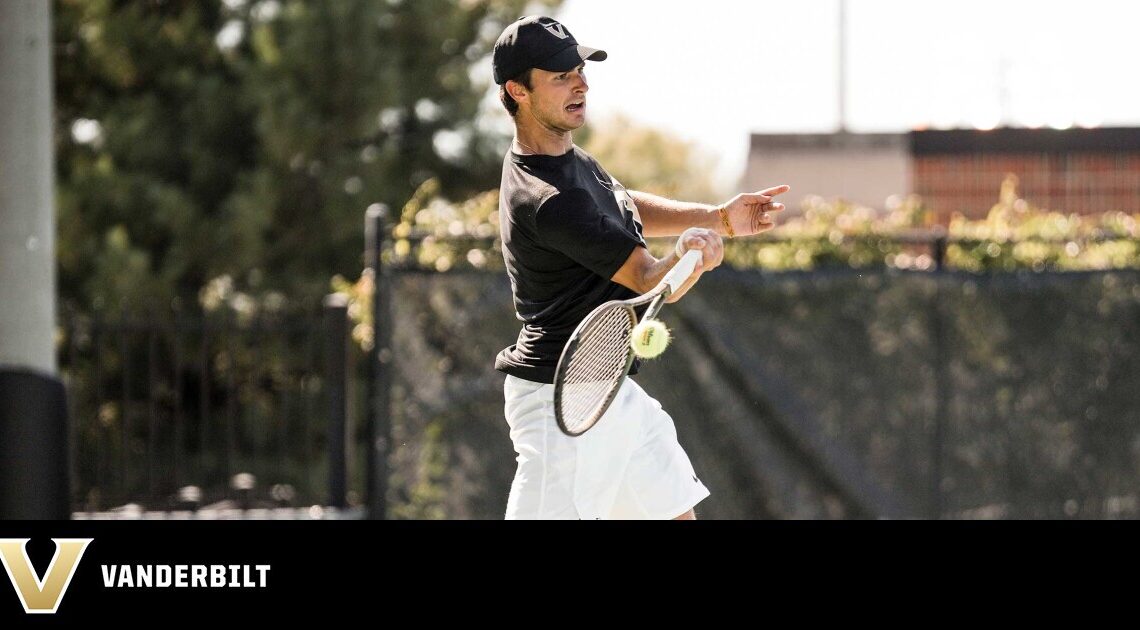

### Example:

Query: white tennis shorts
xmin=503 ymin=374 xmax=710 ymax=520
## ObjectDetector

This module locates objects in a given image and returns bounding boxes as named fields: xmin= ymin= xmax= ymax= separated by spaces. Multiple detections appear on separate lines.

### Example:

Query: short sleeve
xmin=534 ymin=188 xmax=643 ymax=281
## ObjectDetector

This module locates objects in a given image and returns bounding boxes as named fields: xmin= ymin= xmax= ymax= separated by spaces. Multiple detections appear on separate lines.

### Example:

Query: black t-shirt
xmin=495 ymin=145 xmax=647 ymax=383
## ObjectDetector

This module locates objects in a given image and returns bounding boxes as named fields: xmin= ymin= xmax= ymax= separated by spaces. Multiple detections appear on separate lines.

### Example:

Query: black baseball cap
xmin=492 ymin=16 xmax=607 ymax=85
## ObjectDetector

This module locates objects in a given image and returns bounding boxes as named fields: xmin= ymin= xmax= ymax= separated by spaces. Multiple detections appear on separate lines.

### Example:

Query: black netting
xmin=61 ymin=269 xmax=1140 ymax=519
xmin=385 ymin=269 xmax=1140 ymax=519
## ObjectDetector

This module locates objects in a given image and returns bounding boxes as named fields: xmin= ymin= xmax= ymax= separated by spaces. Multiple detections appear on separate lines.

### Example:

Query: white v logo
xmin=542 ymin=22 xmax=569 ymax=39
xmin=0 ymin=538 xmax=92 ymax=614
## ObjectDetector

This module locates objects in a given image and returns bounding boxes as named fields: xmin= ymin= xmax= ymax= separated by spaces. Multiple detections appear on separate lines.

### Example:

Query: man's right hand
xmin=675 ymin=227 xmax=724 ymax=275
xmin=611 ymin=227 xmax=723 ymax=298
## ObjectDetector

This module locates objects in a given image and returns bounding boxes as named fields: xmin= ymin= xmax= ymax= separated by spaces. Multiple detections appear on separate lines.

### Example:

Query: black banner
xmin=0 ymin=519 xmax=1124 ymax=623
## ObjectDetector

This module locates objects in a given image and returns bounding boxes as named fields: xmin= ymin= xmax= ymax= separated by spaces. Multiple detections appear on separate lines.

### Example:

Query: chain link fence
xmin=60 ymin=242 xmax=1140 ymax=518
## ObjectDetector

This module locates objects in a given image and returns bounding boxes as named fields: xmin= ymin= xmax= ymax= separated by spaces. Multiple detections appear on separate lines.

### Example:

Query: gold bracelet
xmin=718 ymin=205 xmax=735 ymax=238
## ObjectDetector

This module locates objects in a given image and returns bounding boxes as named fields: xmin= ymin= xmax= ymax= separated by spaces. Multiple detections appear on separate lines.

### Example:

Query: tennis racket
xmin=553 ymin=249 xmax=702 ymax=437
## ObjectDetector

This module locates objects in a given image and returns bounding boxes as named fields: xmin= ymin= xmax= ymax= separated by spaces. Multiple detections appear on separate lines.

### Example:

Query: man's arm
xmin=610 ymin=228 xmax=722 ymax=303
xmin=628 ymin=191 xmax=720 ymax=238
xmin=630 ymin=185 xmax=792 ymax=238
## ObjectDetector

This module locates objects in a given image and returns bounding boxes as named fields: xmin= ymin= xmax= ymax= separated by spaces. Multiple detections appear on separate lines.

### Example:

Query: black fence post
xmin=365 ymin=204 xmax=392 ymax=520
xmin=120 ymin=309 xmax=131 ymax=503
xmin=930 ymin=229 xmax=949 ymax=519
xmin=148 ymin=311 xmax=159 ymax=502
xmin=323 ymin=294 xmax=349 ymax=509
xmin=933 ymin=229 xmax=948 ymax=272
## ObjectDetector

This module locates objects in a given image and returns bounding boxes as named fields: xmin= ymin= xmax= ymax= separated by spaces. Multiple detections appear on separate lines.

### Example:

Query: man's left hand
xmin=719 ymin=185 xmax=791 ymax=237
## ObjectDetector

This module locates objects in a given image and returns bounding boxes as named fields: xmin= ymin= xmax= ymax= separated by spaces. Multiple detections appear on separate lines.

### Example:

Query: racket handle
xmin=662 ymin=249 xmax=702 ymax=293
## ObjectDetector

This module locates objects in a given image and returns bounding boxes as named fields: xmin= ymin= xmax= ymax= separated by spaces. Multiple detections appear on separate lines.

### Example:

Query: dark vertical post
xmin=933 ymin=232 xmax=948 ymax=272
xmin=249 ymin=313 xmax=262 ymax=483
xmin=94 ymin=314 xmax=105 ymax=507
xmin=120 ymin=311 xmax=130 ymax=502
xmin=173 ymin=311 xmax=183 ymax=491
xmin=324 ymin=294 xmax=348 ymax=509
xmin=930 ymin=230 xmax=949 ymax=519
xmin=199 ymin=318 xmax=210 ymax=486
xmin=365 ymin=204 xmax=392 ymax=520
xmin=837 ymin=0 xmax=848 ymax=133
xmin=277 ymin=343 xmax=291 ymax=488
xmin=148 ymin=313 xmax=159 ymax=501
xmin=67 ymin=315 xmax=79 ymax=508
xmin=304 ymin=319 xmax=318 ymax=503
xmin=225 ymin=311 xmax=236 ymax=496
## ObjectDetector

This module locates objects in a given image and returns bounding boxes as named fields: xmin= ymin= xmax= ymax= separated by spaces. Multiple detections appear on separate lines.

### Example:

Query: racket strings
xmin=559 ymin=306 xmax=634 ymax=433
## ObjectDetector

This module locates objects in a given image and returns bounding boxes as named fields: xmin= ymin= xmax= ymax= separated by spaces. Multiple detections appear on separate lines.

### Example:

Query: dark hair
xmin=499 ymin=69 xmax=533 ymax=118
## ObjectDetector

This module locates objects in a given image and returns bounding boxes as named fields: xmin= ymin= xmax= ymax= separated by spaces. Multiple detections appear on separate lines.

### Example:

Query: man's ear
xmin=506 ymin=79 xmax=529 ymax=103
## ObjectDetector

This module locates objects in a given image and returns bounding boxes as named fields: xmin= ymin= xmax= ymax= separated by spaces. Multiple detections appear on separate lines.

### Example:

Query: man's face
xmin=515 ymin=64 xmax=589 ymax=131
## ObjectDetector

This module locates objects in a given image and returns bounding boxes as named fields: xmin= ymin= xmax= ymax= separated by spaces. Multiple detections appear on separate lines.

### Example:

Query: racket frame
xmin=552 ymin=250 xmax=700 ymax=437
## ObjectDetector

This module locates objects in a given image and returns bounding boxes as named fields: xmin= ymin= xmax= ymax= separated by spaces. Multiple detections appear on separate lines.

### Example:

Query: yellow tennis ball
xmin=630 ymin=318 xmax=670 ymax=359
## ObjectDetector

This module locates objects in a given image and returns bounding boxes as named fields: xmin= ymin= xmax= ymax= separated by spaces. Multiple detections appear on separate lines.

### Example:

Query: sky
xmin=534 ymin=0 xmax=1140 ymax=191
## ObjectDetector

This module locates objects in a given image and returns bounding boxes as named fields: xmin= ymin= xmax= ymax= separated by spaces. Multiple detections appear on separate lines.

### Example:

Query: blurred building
xmin=743 ymin=127 xmax=1140 ymax=222
xmin=740 ymin=131 xmax=909 ymax=214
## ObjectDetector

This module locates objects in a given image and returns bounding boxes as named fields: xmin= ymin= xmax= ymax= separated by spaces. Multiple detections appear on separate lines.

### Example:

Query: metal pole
xmin=365 ymin=205 xmax=391 ymax=520
xmin=324 ymin=294 xmax=349 ymax=509
xmin=930 ymin=232 xmax=949 ymax=519
xmin=837 ymin=0 xmax=848 ymax=133
xmin=0 ymin=1 xmax=70 ymax=519
xmin=933 ymin=232 xmax=948 ymax=272
xmin=148 ymin=314 xmax=159 ymax=501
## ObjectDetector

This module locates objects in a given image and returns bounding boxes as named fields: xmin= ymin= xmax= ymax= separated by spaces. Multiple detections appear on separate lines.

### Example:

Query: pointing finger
xmin=740 ymin=193 xmax=771 ymax=206
xmin=759 ymin=185 xmax=791 ymax=197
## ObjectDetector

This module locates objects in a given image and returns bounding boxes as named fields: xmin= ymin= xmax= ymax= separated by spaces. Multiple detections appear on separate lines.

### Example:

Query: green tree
xmin=55 ymin=0 xmax=255 ymax=312
xmin=54 ymin=0 xmax=557 ymax=312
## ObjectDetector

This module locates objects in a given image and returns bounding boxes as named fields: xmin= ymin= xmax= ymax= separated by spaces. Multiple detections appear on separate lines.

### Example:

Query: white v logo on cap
xmin=541 ymin=21 xmax=568 ymax=39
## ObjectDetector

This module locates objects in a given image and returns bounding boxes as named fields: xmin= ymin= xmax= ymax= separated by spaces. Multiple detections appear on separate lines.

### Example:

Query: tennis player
xmin=493 ymin=15 xmax=789 ymax=519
